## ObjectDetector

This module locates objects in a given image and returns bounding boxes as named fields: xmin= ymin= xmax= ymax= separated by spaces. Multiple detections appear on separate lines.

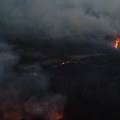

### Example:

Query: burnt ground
xmin=51 ymin=55 xmax=120 ymax=120
xmin=11 ymin=41 xmax=120 ymax=120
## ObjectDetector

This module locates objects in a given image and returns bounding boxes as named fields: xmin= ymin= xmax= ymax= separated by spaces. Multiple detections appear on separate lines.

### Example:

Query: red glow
xmin=3 ymin=111 xmax=22 ymax=120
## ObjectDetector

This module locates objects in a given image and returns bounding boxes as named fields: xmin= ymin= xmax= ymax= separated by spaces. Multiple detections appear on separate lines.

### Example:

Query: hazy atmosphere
xmin=0 ymin=0 xmax=120 ymax=120
xmin=0 ymin=0 xmax=119 ymax=41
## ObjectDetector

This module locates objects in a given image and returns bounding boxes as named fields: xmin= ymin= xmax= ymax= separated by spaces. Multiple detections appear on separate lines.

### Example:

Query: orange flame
xmin=114 ymin=37 xmax=120 ymax=49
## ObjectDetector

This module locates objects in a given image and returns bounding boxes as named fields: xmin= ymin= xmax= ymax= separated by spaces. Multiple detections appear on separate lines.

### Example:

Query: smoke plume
xmin=0 ymin=0 xmax=119 ymax=43
xmin=0 ymin=41 xmax=66 ymax=120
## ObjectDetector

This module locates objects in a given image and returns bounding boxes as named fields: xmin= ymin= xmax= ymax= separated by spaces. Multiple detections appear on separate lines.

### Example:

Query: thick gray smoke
xmin=0 ymin=41 xmax=66 ymax=120
xmin=0 ymin=0 xmax=119 ymax=42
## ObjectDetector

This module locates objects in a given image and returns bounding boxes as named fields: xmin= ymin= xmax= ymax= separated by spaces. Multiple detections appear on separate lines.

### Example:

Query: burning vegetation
xmin=60 ymin=60 xmax=70 ymax=65
xmin=59 ymin=58 xmax=72 ymax=66
xmin=0 ymin=95 xmax=65 ymax=120
xmin=0 ymin=44 xmax=65 ymax=120
xmin=114 ymin=36 xmax=120 ymax=49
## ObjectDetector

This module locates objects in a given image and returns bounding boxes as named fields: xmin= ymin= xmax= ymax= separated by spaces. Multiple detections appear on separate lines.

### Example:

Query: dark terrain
xmin=10 ymin=41 xmax=120 ymax=120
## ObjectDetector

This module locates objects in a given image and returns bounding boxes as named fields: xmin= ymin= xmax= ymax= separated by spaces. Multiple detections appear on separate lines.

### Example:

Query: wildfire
xmin=114 ymin=36 xmax=120 ymax=49
xmin=1 ymin=110 xmax=63 ymax=120
xmin=3 ymin=111 xmax=22 ymax=120
xmin=50 ymin=112 xmax=63 ymax=120
xmin=60 ymin=60 xmax=70 ymax=65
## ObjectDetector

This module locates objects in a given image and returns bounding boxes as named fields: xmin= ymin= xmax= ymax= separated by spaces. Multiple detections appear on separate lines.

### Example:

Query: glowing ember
xmin=60 ymin=60 xmax=70 ymax=65
xmin=50 ymin=112 xmax=63 ymax=120
xmin=0 ymin=95 xmax=65 ymax=120
xmin=114 ymin=37 xmax=120 ymax=49
xmin=3 ymin=111 xmax=22 ymax=120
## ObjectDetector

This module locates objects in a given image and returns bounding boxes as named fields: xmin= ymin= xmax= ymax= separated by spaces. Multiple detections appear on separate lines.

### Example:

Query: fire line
xmin=114 ymin=37 xmax=120 ymax=49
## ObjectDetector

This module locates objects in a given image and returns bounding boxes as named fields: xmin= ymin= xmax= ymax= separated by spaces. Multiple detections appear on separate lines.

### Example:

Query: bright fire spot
xmin=114 ymin=37 xmax=120 ymax=49
xmin=60 ymin=60 xmax=70 ymax=65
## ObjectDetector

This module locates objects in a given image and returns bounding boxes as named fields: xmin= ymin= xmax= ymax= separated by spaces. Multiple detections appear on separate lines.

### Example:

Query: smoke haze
xmin=0 ymin=41 xmax=66 ymax=120
xmin=0 ymin=1 xmax=120 ymax=119
xmin=0 ymin=0 xmax=119 ymax=43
